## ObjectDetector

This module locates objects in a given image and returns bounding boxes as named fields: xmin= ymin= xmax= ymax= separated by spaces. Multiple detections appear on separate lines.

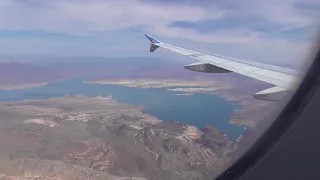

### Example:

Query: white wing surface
xmin=145 ymin=34 xmax=302 ymax=101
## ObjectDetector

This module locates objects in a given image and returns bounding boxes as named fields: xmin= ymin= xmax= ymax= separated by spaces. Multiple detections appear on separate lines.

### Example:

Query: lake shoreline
xmin=0 ymin=77 xmax=245 ymax=141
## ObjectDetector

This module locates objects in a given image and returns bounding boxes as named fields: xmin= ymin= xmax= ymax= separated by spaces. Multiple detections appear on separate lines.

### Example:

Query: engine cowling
xmin=184 ymin=62 xmax=230 ymax=73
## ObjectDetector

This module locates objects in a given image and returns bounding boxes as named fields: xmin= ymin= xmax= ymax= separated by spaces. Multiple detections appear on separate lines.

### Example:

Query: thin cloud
xmin=0 ymin=0 xmax=318 ymax=43
xmin=0 ymin=0 xmax=318 ymax=67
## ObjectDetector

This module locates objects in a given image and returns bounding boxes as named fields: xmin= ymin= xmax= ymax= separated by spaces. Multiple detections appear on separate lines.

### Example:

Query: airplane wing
xmin=145 ymin=34 xmax=302 ymax=101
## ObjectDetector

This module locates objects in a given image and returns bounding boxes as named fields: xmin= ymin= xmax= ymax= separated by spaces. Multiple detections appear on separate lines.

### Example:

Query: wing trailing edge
xmin=254 ymin=86 xmax=293 ymax=101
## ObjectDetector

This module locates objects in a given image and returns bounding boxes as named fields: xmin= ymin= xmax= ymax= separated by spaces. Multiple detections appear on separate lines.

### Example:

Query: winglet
xmin=145 ymin=34 xmax=161 ymax=52
xmin=145 ymin=34 xmax=162 ymax=44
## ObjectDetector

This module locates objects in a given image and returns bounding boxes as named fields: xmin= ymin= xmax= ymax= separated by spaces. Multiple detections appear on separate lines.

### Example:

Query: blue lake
xmin=0 ymin=77 xmax=245 ymax=141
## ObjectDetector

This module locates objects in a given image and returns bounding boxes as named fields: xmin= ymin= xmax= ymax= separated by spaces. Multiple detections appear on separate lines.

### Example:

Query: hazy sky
xmin=0 ymin=0 xmax=319 ymax=67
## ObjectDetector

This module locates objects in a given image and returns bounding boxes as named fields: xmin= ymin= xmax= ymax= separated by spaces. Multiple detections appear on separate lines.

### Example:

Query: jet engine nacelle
xmin=184 ymin=62 xmax=231 ymax=73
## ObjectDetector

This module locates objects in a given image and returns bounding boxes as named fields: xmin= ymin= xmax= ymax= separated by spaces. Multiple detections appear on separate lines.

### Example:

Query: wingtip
xmin=145 ymin=34 xmax=161 ymax=53
xmin=144 ymin=34 xmax=150 ymax=39
xmin=144 ymin=34 xmax=161 ymax=44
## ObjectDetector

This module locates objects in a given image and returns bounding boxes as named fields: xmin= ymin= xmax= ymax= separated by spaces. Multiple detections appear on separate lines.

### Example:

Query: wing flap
xmin=254 ymin=86 xmax=293 ymax=101
xmin=185 ymin=62 xmax=231 ymax=73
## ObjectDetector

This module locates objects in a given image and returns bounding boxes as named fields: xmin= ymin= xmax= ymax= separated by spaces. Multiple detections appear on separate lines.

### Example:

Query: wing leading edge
xmin=144 ymin=34 xmax=302 ymax=101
